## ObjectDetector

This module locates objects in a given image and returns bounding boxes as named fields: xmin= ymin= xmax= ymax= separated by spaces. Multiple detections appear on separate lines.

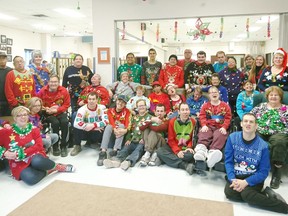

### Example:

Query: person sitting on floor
xmin=139 ymin=103 xmax=169 ymax=166
xmin=71 ymin=92 xmax=109 ymax=156
xmin=194 ymin=86 xmax=232 ymax=169
xmin=0 ymin=106 xmax=75 ymax=185
xmin=97 ymin=95 xmax=131 ymax=166
xmin=157 ymin=103 xmax=197 ymax=175
xmin=224 ymin=113 xmax=288 ymax=214
xmin=103 ymin=99 xmax=152 ymax=171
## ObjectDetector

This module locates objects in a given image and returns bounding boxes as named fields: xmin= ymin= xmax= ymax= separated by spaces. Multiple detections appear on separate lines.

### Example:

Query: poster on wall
xmin=0 ymin=35 xmax=6 ymax=44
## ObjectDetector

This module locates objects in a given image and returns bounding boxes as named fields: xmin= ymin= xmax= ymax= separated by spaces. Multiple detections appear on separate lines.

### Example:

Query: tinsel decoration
xmin=141 ymin=23 xmax=145 ymax=42
xmin=122 ymin=22 xmax=126 ymax=40
xmin=174 ymin=21 xmax=178 ymax=41
xmin=267 ymin=16 xmax=271 ymax=38
xmin=156 ymin=23 xmax=160 ymax=42
xmin=246 ymin=18 xmax=250 ymax=38
xmin=219 ymin=17 xmax=224 ymax=38
xmin=186 ymin=18 xmax=213 ymax=41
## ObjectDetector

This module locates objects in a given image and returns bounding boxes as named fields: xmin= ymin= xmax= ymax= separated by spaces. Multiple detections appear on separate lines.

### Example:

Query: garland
xmin=12 ymin=123 xmax=33 ymax=136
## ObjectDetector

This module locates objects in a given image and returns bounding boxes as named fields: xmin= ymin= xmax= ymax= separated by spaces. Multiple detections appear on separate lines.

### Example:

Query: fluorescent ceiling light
xmin=31 ymin=24 xmax=56 ymax=31
xmin=237 ymin=33 xmax=247 ymax=38
xmin=0 ymin=12 xmax=17 ymax=20
xmin=256 ymin=15 xmax=278 ymax=23
xmin=232 ymin=38 xmax=242 ymax=42
xmin=53 ymin=8 xmax=85 ymax=18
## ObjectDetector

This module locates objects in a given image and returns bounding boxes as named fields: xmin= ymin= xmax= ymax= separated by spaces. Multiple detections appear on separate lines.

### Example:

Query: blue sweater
xmin=225 ymin=132 xmax=270 ymax=186
xmin=186 ymin=95 xmax=208 ymax=116
xmin=236 ymin=90 xmax=260 ymax=120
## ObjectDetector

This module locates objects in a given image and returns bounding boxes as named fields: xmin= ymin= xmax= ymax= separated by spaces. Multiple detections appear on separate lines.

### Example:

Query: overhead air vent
xmin=32 ymin=14 xmax=49 ymax=18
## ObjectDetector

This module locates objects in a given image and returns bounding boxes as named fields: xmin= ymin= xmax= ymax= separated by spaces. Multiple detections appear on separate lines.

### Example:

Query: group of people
xmin=0 ymin=47 xmax=288 ymax=214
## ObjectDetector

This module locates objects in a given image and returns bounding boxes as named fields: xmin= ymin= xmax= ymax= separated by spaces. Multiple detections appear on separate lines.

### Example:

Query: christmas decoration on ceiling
xmin=174 ymin=21 xmax=178 ymax=41
xmin=219 ymin=17 xmax=224 ymax=38
xmin=156 ymin=23 xmax=160 ymax=42
xmin=141 ymin=23 xmax=146 ymax=42
xmin=246 ymin=18 xmax=250 ymax=38
xmin=267 ymin=16 xmax=271 ymax=38
xmin=122 ymin=22 xmax=126 ymax=40
xmin=186 ymin=18 xmax=213 ymax=41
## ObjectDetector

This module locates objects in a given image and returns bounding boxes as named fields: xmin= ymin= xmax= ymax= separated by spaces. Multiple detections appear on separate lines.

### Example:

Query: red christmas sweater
xmin=159 ymin=65 xmax=184 ymax=88
xmin=107 ymin=107 xmax=131 ymax=129
xmin=77 ymin=84 xmax=110 ymax=107
xmin=5 ymin=69 xmax=36 ymax=108
xmin=0 ymin=126 xmax=46 ymax=180
xmin=37 ymin=85 xmax=70 ymax=115
xmin=199 ymin=101 xmax=232 ymax=130
xmin=168 ymin=117 xmax=197 ymax=154
xmin=148 ymin=92 xmax=171 ymax=113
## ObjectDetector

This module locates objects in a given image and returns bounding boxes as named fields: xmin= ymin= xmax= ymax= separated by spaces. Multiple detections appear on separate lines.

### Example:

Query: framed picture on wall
xmin=0 ymin=44 xmax=6 ymax=51
xmin=6 ymin=46 xmax=11 ymax=54
xmin=7 ymin=55 xmax=12 ymax=62
xmin=7 ymin=38 xmax=13 ymax=45
xmin=1 ymin=35 xmax=6 ymax=44
xmin=97 ymin=47 xmax=110 ymax=64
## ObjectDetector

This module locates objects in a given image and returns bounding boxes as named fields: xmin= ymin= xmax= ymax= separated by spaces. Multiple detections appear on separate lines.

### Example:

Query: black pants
xmin=45 ymin=113 xmax=69 ymax=148
xmin=20 ymin=154 xmax=55 ymax=185
xmin=73 ymin=128 xmax=103 ymax=145
xmin=224 ymin=180 xmax=288 ymax=213
xmin=157 ymin=144 xmax=194 ymax=169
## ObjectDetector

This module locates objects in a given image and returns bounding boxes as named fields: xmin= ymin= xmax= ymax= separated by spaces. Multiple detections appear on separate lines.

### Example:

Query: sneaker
xmin=193 ymin=144 xmax=208 ymax=161
xmin=52 ymin=146 xmax=61 ymax=156
xmin=139 ymin=152 xmax=151 ymax=167
xmin=97 ymin=151 xmax=107 ymax=166
xmin=148 ymin=152 xmax=158 ymax=166
xmin=103 ymin=159 xmax=121 ymax=168
xmin=206 ymin=150 xmax=223 ymax=168
xmin=185 ymin=163 xmax=195 ymax=175
xmin=109 ymin=150 xmax=118 ymax=158
xmin=70 ymin=145 xmax=82 ymax=156
xmin=55 ymin=163 xmax=75 ymax=172
xmin=60 ymin=147 xmax=68 ymax=157
xmin=120 ymin=160 xmax=131 ymax=171
xmin=264 ymin=186 xmax=287 ymax=203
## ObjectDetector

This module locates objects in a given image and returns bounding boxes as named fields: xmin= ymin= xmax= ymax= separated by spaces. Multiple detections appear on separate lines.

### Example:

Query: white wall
xmin=0 ymin=25 xmax=93 ymax=69
xmin=92 ymin=0 xmax=288 ymax=85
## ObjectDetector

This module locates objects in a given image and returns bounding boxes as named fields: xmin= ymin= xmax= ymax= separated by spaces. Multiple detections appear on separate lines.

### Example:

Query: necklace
xmin=12 ymin=123 xmax=33 ymax=136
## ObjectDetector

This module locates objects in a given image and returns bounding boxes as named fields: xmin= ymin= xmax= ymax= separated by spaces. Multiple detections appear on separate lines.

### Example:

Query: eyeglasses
xmin=16 ymin=113 xmax=28 ymax=118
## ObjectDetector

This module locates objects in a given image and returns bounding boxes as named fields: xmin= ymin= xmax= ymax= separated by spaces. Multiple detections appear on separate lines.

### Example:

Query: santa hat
xmin=274 ymin=48 xmax=287 ymax=77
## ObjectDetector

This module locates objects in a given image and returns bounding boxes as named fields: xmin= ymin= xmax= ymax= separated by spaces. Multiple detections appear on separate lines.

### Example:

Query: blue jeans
xmin=116 ymin=142 xmax=144 ymax=166
xmin=20 ymin=154 xmax=55 ymax=185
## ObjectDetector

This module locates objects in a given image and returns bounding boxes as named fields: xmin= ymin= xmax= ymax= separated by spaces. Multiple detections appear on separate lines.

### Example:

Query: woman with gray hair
xmin=28 ymin=50 xmax=50 ymax=93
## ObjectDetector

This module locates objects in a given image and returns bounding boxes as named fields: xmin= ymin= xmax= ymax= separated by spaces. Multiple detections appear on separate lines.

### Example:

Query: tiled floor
xmin=0 ymin=146 xmax=287 ymax=216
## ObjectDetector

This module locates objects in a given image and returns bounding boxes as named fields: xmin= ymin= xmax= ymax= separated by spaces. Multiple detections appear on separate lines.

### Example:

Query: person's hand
xmin=46 ymin=134 xmax=50 ymax=139
xmin=200 ymin=125 xmax=208 ymax=132
xmin=230 ymin=179 xmax=248 ymax=192
xmin=78 ymin=101 xmax=85 ymax=106
xmin=196 ymin=112 xmax=200 ymax=117
xmin=139 ymin=139 xmax=144 ymax=144
xmin=177 ymin=151 xmax=184 ymax=158
xmin=83 ymin=123 xmax=95 ymax=131
xmin=186 ymin=88 xmax=192 ymax=93
xmin=151 ymin=116 xmax=162 ymax=124
xmin=94 ymin=127 xmax=104 ymax=132
xmin=3 ymin=124 xmax=11 ymax=129
xmin=108 ymin=90 xmax=114 ymax=98
xmin=219 ymin=127 xmax=227 ymax=135
xmin=125 ymin=140 xmax=131 ymax=146
xmin=184 ymin=148 xmax=194 ymax=154
xmin=4 ymin=151 xmax=17 ymax=160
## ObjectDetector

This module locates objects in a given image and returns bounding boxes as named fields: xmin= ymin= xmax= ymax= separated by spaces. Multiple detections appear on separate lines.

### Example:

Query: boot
xmin=97 ymin=151 xmax=107 ymax=166
xmin=193 ymin=144 xmax=208 ymax=161
xmin=52 ymin=144 xmax=60 ymax=156
xmin=270 ymin=166 xmax=282 ymax=189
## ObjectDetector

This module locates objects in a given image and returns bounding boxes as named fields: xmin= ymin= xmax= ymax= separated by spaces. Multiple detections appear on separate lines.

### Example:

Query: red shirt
xmin=5 ymin=69 xmax=36 ymax=107
xmin=107 ymin=107 xmax=131 ymax=129
xmin=38 ymin=85 xmax=70 ymax=115
xmin=0 ymin=127 xmax=46 ymax=180
xmin=148 ymin=92 xmax=171 ymax=113
xmin=159 ymin=64 xmax=184 ymax=88
xmin=77 ymin=84 xmax=110 ymax=107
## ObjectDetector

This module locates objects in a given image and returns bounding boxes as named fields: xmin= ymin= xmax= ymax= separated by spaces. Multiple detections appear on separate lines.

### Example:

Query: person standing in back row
xmin=62 ymin=54 xmax=93 ymax=113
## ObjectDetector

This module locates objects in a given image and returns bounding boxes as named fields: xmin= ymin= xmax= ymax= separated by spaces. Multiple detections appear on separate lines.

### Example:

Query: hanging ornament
xmin=246 ymin=18 xmax=250 ymax=38
xmin=186 ymin=18 xmax=213 ymax=41
xmin=141 ymin=23 xmax=146 ymax=42
xmin=219 ymin=17 xmax=224 ymax=38
xmin=122 ymin=22 xmax=126 ymax=40
xmin=174 ymin=21 xmax=178 ymax=41
xmin=156 ymin=23 xmax=160 ymax=42
xmin=267 ymin=16 xmax=271 ymax=38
